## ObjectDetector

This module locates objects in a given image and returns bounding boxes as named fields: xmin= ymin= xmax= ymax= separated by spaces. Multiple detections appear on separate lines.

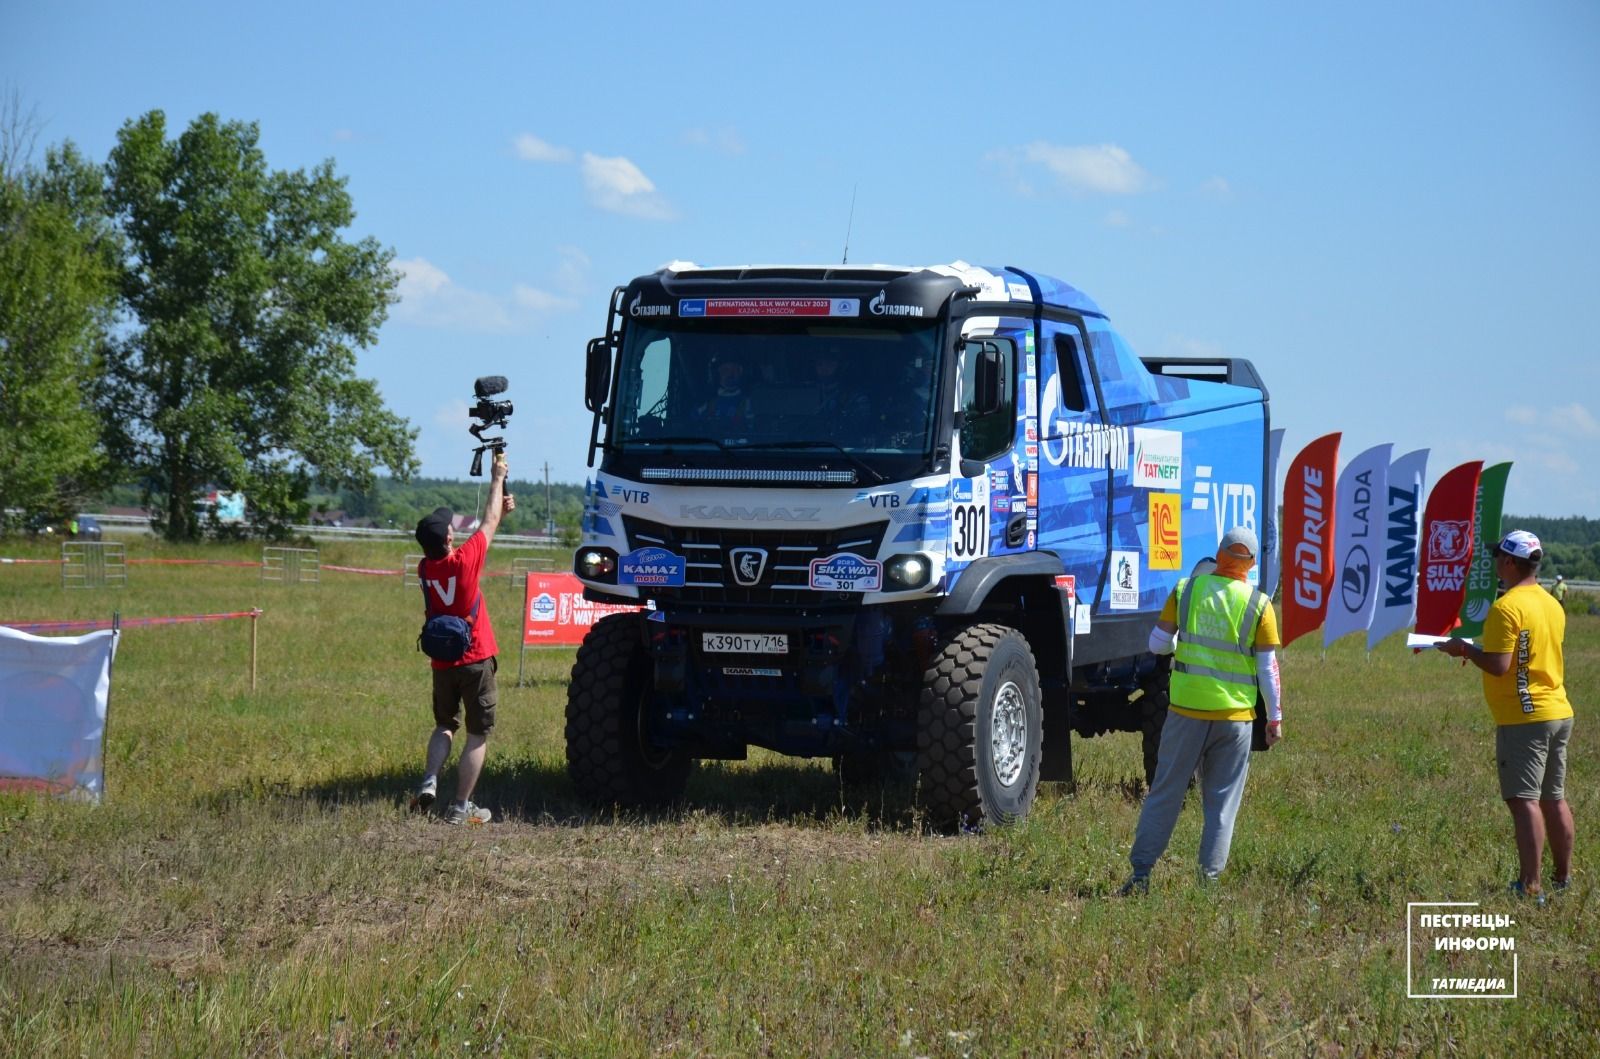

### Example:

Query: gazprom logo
xmin=629 ymin=291 xmax=670 ymax=317
xmin=868 ymin=289 xmax=924 ymax=317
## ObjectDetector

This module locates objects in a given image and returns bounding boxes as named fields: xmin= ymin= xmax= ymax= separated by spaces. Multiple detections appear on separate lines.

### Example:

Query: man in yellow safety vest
xmin=1119 ymin=526 xmax=1283 ymax=893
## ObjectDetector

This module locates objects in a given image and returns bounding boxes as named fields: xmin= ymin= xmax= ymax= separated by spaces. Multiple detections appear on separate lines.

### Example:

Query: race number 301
xmin=950 ymin=475 xmax=990 ymax=560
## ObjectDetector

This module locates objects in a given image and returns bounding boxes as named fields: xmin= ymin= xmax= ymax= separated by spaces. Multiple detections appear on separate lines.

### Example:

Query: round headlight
xmin=576 ymin=548 xmax=617 ymax=580
xmin=884 ymin=553 xmax=932 ymax=590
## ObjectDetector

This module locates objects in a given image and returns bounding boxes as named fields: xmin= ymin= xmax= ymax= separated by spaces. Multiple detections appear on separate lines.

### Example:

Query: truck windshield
xmin=611 ymin=321 xmax=942 ymax=458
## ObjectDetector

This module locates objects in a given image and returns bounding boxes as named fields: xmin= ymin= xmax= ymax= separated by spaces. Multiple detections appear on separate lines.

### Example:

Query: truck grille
xmin=622 ymin=515 xmax=888 ymax=605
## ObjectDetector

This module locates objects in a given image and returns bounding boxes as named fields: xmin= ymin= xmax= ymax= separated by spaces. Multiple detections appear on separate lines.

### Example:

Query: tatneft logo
xmin=1407 ymin=903 xmax=1518 ymax=999
xmin=1132 ymin=428 xmax=1182 ymax=488
xmin=628 ymin=292 xmax=671 ymax=317
xmin=868 ymin=289 xmax=925 ymax=317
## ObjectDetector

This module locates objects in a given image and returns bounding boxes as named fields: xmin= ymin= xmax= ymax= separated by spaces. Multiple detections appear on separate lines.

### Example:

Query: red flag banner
xmin=1414 ymin=460 xmax=1482 ymax=637
xmin=1281 ymin=432 xmax=1341 ymax=647
xmin=522 ymin=572 xmax=640 ymax=646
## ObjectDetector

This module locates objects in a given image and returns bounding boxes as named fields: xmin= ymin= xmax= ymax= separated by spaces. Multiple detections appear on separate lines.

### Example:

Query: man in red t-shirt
xmin=410 ymin=452 xmax=515 ymax=824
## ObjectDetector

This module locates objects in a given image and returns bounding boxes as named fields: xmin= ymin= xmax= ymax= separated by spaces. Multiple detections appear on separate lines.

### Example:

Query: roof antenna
xmin=841 ymin=183 xmax=857 ymax=264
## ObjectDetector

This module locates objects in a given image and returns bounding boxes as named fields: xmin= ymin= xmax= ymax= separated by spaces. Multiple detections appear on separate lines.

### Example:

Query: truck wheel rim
xmin=989 ymin=680 xmax=1027 ymax=787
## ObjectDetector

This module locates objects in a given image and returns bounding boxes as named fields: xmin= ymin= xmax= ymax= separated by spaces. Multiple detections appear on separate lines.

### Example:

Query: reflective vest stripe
xmin=1174 ymin=660 xmax=1258 ymax=687
xmin=1171 ymin=575 xmax=1263 ymax=713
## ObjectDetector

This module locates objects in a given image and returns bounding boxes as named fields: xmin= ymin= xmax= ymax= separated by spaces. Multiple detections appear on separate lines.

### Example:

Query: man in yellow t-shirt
xmin=1439 ymin=530 xmax=1574 ymax=900
xmin=1120 ymin=526 xmax=1282 ymax=893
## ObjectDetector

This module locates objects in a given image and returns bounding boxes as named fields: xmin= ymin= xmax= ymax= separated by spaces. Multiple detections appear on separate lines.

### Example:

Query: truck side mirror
xmin=585 ymin=337 xmax=613 ymax=412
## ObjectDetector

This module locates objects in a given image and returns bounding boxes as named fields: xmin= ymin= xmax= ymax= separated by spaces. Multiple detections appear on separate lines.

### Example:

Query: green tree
xmin=0 ymin=140 xmax=117 ymax=527
xmin=98 ymin=110 xmax=416 ymax=539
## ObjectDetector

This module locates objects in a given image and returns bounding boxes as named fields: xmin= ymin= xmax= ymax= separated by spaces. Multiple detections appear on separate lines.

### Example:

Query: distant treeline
xmin=93 ymin=476 xmax=590 ymax=541
xmin=1500 ymin=515 xmax=1600 ymax=581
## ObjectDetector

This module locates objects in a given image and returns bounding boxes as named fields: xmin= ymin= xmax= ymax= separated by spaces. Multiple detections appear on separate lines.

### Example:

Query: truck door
xmin=950 ymin=321 xmax=1030 ymax=566
xmin=1036 ymin=320 xmax=1114 ymax=608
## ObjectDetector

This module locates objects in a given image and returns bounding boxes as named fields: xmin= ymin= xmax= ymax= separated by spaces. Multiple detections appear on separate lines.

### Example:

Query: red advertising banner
xmin=1280 ymin=432 xmax=1341 ymax=647
xmin=1413 ymin=460 xmax=1483 ymax=637
xmin=522 ymin=573 xmax=640 ymax=646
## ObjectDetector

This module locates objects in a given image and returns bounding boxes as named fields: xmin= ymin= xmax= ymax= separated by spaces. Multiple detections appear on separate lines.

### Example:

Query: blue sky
xmin=6 ymin=1 xmax=1598 ymax=516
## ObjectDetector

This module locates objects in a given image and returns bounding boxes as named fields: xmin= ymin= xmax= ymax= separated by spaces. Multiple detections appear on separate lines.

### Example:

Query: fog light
xmin=575 ymin=548 xmax=617 ymax=581
xmin=883 ymin=553 xmax=931 ymax=591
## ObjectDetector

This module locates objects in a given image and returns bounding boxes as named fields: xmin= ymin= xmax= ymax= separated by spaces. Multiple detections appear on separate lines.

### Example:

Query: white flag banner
xmin=0 ymin=626 xmax=118 ymax=802
xmin=1260 ymin=427 xmax=1287 ymax=599
xmin=1368 ymin=448 xmax=1429 ymax=649
xmin=1325 ymin=444 xmax=1391 ymax=646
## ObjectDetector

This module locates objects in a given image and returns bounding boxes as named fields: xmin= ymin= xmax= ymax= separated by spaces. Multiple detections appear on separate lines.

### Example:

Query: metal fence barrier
xmin=510 ymin=556 xmax=555 ymax=591
xmin=402 ymin=553 xmax=424 ymax=588
xmin=61 ymin=541 xmax=127 ymax=589
xmin=261 ymin=546 xmax=321 ymax=586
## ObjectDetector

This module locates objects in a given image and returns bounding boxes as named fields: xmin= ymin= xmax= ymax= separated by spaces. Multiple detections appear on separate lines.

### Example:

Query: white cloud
xmin=1505 ymin=402 xmax=1599 ymax=437
xmin=1199 ymin=176 xmax=1231 ymax=196
xmin=391 ymin=256 xmax=575 ymax=334
xmin=1103 ymin=209 xmax=1131 ymax=228
xmin=513 ymin=132 xmax=574 ymax=163
xmin=1020 ymin=142 xmax=1151 ymax=195
xmin=683 ymin=126 xmax=746 ymax=155
xmin=580 ymin=152 xmax=675 ymax=220
xmin=433 ymin=399 xmax=471 ymax=430
xmin=512 ymin=284 xmax=574 ymax=312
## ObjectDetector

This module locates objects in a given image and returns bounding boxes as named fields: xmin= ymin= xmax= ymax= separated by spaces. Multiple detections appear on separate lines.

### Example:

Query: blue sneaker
xmin=1509 ymin=880 xmax=1546 ymax=907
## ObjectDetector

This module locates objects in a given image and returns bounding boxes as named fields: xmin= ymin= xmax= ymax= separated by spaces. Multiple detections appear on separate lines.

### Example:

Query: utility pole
xmin=543 ymin=462 xmax=553 ymax=539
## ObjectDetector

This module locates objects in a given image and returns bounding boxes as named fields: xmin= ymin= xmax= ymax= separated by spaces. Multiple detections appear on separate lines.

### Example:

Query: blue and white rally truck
xmin=569 ymin=262 xmax=1270 ymax=827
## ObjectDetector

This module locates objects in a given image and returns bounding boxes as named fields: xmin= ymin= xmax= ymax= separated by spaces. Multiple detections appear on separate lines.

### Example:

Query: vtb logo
xmin=1149 ymin=493 xmax=1182 ymax=571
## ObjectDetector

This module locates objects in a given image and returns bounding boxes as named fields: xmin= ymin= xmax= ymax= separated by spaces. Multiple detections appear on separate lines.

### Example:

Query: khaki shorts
xmin=432 ymin=657 xmax=498 ymax=736
xmin=1496 ymin=718 xmax=1572 ymax=801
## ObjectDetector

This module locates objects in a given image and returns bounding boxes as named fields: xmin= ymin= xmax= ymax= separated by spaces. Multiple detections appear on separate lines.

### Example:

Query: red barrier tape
xmin=322 ymin=564 xmax=398 ymax=576
xmin=1 ymin=609 xmax=262 ymax=635
xmin=0 ymin=558 xmax=64 ymax=565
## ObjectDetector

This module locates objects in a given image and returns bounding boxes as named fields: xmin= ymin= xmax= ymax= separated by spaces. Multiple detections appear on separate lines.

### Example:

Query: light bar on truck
xmin=641 ymin=467 xmax=856 ymax=484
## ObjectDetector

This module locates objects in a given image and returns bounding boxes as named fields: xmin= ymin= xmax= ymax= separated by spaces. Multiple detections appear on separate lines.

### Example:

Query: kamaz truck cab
xmin=570 ymin=262 xmax=1270 ymax=827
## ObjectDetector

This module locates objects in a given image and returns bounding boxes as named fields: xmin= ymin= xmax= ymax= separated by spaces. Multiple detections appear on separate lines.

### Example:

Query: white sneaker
xmin=409 ymin=777 xmax=437 ymax=813
xmin=446 ymin=800 xmax=491 ymax=826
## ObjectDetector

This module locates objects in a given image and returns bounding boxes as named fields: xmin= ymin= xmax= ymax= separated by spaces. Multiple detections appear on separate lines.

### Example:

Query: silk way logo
xmin=1428 ymin=520 xmax=1472 ymax=563
xmin=530 ymin=592 xmax=557 ymax=622
xmin=1340 ymin=545 xmax=1372 ymax=611
xmin=1132 ymin=428 xmax=1183 ymax=488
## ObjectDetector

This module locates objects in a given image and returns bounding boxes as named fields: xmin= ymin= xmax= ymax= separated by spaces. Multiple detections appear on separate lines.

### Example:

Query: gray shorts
xmin=1496 ymin=717 xmax=1572 ymax=801
xmin=432 ymin=657 xmax=498 ymax=736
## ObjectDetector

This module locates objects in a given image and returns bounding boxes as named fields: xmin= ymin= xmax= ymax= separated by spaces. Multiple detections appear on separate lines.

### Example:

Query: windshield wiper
xmin=625 ymin=435 xmax=734 ymax=452
xmin=755 ymin=440 xmax=887 ymax=483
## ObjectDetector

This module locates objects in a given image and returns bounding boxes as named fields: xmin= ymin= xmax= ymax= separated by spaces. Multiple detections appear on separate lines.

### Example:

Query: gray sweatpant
xmin=1130 ymin=711 xmax=1254 ymax=880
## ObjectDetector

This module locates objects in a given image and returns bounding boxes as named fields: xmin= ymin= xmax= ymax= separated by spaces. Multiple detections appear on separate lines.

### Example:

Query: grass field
xmin=2 ymin=535 xmax=1596 ymax=1057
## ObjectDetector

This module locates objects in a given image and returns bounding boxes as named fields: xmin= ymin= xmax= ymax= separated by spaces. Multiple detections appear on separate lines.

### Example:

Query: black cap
xmin=415 ymin=507 xmax=453 ymax=557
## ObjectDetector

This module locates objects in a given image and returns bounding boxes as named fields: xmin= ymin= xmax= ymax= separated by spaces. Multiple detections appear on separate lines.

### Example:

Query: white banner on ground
xmin=0 ymin=626 xmax=118 ymax=801
xmin=1325 ymin=443 xmax=1391 ymax=647
xmin=1368 ymin=448 xmax=1429 ymax=649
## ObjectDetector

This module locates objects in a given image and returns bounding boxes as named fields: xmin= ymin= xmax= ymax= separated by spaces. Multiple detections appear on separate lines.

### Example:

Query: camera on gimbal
xmin=468 ymin=375 xmax=513 ymax=476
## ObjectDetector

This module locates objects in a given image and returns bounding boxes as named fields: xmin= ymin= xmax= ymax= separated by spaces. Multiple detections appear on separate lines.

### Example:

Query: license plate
xmin=702 ymin=632 xmax=789 ymax=655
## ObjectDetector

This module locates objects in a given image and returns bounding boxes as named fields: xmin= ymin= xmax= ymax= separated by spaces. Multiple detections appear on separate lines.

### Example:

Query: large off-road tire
xmin=1138 ymin=662 xmax=1171 ymax=789
xmin=565 ymin=613 xmax=691 ymax=808
xmin=917 ymin=624 xmax=1042 ymax=830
